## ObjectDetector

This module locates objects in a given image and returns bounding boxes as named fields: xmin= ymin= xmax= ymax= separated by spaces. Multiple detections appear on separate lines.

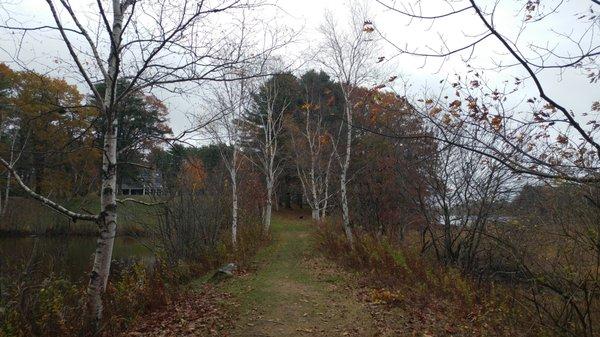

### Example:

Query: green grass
xmin=207 ymin=213 xmax=379 ymax=336
xmin=220 ymin=215 xmax=315 ymax=311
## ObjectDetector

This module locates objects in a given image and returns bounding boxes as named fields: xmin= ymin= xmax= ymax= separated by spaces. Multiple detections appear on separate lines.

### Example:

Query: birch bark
xmin=86 ymin=0 xmax=123 ymax=325
xmin=231 ymin=147 xmax=239 ymax=247
xmin=340 ymin=106 xmax=354 ymax=246
xmin=318 ymin=3 xmax=379 ymax=247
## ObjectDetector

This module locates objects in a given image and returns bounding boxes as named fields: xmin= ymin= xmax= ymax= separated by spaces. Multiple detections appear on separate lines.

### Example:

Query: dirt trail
xmin=224 ymin=214 xmax=378 ymax=337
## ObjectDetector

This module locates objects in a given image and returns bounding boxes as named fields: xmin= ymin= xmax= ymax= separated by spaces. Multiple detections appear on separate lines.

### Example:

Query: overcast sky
xmin=0 ymin=0 xmax=597 ymax=141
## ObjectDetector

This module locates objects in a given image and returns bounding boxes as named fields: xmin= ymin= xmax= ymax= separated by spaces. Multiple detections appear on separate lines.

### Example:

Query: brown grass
xmin=313 ymin=221 xmax=550 ymax=337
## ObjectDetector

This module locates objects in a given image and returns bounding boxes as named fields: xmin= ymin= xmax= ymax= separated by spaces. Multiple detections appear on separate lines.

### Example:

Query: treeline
xmin=2 ymin=58 xmax=600 ymax=337
xmin=0 ymin=64 xmax=170 ymax=207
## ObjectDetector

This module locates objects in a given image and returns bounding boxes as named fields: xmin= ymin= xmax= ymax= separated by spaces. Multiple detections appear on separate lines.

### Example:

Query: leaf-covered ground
xmin=121 ymin=284 xmax=233 ymax=337
xmin=121 ymin=213 xmax=380 ymax=336
xmin=123 ymin=213 xmax=495 ymax=337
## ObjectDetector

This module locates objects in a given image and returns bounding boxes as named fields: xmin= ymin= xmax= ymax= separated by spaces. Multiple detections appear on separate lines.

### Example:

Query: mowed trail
xmin=223 ymin=213 xmax=378 ymax=337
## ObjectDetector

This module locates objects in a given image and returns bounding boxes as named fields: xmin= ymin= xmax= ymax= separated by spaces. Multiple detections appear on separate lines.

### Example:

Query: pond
xmin=0 ymin=235 xmax=154 ymax=284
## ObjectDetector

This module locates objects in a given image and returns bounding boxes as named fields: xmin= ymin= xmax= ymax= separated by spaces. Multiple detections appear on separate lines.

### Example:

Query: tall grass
xmin=314 ymin=221 xmax=548 ymax=336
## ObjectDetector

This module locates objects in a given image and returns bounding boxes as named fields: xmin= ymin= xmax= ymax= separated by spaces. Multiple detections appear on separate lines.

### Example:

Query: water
xmin=0 ymin=235 xmax=154 ymax=284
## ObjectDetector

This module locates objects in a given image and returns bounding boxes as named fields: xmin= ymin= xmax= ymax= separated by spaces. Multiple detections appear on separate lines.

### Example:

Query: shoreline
xmin=0 ymin=229 xmax=147 ymax=238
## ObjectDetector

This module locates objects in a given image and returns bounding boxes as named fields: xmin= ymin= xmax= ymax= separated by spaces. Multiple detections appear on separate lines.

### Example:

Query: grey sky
xmin=0 ymin=0 xmax=597 ymax=142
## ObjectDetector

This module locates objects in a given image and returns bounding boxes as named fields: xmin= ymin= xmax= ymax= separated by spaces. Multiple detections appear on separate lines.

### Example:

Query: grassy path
xmin=223 ymin=213 xmax=377 ymax=337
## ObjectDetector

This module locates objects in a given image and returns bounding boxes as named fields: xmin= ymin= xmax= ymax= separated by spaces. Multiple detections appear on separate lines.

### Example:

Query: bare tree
xmin=416 ymin=124 xmax=514 ymax=270
xmin=318 ymin=1 xmax=380 ymax=246
xmin=375 ymin=0 xmax=599 ymax=183
xmin=0 ymin=0 xmax=274 ymax=326
xmin=249 ymin=76 xmax=289 ymax=232
xmin=206 ymin=71 xmax=256 ymax=247
xmin=288 ymin=97 xmax=335 ymax=221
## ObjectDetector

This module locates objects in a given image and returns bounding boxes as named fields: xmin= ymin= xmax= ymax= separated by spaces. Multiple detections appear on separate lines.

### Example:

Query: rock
xmin=210 ymin=263 xmax=237 ymax=283
xmin=219 ymin=263 xmax=237 ymax=275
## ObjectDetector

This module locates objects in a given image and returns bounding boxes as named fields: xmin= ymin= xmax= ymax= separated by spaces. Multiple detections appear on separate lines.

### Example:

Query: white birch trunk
xmin=257 ymin=78 xmax=286 ymax=234
xmin=1 ymin=133 xmax=18 ymax=218
xmin=263 ymin=178 xmax=273 ymax=232
xmin=340 ymin=105 xmax=354 ymax=247
xmin=232 ymin=178 xmax=238 ymax=247
xmin=311 ymin=208 xmax=320 ymax=221
xmin=310 ymin=166 xmax=320 ymax=221
xmin=86 ymin=0 xmax=123 ymax=325
xmin=318 ymin=4 xmax=377 ymax=248
xmin=1 ymin=171 xmax=10 ymax=217
xmin=231 ymin=148 xmax=238 ymax=248
xmin=87 ymin=123 xmax=118 ymax=326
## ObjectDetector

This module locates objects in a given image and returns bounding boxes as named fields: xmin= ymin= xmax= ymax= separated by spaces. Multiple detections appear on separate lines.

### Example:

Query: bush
xmin=1 ymin=261 xmax=171 ymax=337
xmin=314 ymin=221 xmax=547 ymax=336
xmin=0 ymin=276 xmax=86 ymax=337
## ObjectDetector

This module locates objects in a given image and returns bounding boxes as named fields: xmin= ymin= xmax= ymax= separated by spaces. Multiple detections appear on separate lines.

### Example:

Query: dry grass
xmin=314 ymin=221 xmax=551 ymax=337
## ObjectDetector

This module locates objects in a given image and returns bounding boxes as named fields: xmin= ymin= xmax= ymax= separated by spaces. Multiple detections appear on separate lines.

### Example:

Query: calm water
xmin=0 ymin=236 xmax=154 ymax=283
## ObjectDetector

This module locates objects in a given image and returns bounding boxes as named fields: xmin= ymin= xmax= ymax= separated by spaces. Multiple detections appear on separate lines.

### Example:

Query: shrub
xmin=314 ymin=221 xmax=547 ymax=336
xmin=2 ymin=259 xmax=202 ymax=337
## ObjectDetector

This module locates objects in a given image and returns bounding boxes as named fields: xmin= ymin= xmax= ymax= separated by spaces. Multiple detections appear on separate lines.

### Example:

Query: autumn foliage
xmin=0 ymin=63 xmax=101 ymax=197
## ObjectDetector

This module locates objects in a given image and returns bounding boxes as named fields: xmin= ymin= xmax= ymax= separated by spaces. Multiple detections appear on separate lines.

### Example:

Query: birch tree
xmin=206 ymin=73 xmax=255 ymax=247
xmin=0 ymin=0 xmax=272 ymax=327
xmin=0 ymin=129 xmax=21 ymax=218
xmin=0 ymin=65 xmax=12 ymax=218
xmin=246 ymin=74 xmax=290 ymax=232
xmin=318 ymin=2 xmax=379 ymax=246
xmin=205 ymin=16 xmax=291 ymax=242
xmin=289 ymin=105 xmax=335 ymax=221
xmin=288 ymin=71 xmax=339 ymax=221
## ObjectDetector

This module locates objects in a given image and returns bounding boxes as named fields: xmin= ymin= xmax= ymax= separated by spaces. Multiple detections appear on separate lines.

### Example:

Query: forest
xmin=0 ymin=0 xmax=599 ymax=336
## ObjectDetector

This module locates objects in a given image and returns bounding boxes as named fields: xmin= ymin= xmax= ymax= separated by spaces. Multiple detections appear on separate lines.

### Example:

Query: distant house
xmin=436 ymin=213 xmax=513 ymax=227
xmin=120 ymin=170 xmax=163 ymax=195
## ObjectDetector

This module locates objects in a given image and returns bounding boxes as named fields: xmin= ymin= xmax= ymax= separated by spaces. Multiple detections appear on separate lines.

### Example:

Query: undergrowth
xmin=0 ymin=223 xmax=266 ymax=337
xmin=314 ymin=221 xmax=549 ymax=337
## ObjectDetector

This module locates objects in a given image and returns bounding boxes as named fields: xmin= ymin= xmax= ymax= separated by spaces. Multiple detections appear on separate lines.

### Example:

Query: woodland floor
xmin=223 ymin=212 xmax=378 ymax=337
xmin=123 ymin=213 xmax=407 ymax=337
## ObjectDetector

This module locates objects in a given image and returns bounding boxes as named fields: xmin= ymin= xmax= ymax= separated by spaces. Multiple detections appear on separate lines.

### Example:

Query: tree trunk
xmin=87 ymin=117 xmax=118 ymax=327
xmin=263 ymin=179 xmax=273 ymax=232
xmin=264 ymin=201 xmax=272 ymax=232
xmin=231 ymin=156 xmax=238 ymax=248
xmin=1 ymin=171 xmax=11 ymax=217
xmin=1 ymin=135 xmax=17 ymax=217
xmin=310 ymin=166 xmax=320 ymax=221
xmin=0 ymin=136 xmax=17 ymax=218
xmin=340 ymin=105 xmax=354 ymax=248
xmin=340 ymin=172 xmax=353 ymax=247
xmin=86 ymin=0 xmax=123 ymax=327
xmin=311 ymin=208 xmax=320 ymax=221
xmin=321 ymin=158 xmax=332 ymax=221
